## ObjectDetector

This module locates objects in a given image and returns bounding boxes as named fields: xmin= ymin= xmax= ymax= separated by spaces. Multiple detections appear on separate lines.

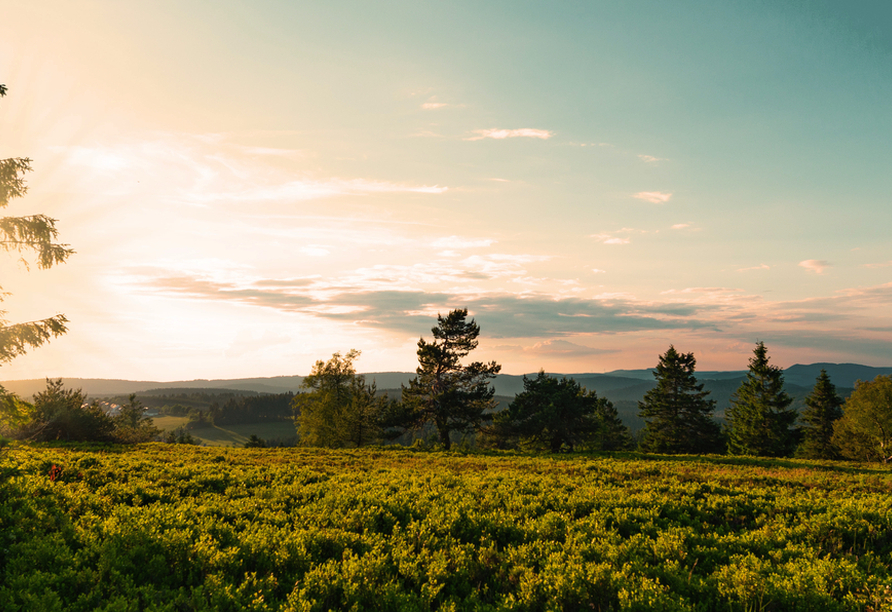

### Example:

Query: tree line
xmin=294 ymin=309 xmax=892 ymax=462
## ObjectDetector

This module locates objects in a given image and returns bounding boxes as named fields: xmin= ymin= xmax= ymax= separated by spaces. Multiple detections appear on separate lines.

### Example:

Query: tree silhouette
xmin=638 ymin=346 xmax=723 ymax=454
xmin=0 ymin=84 xmax=73 ymax=363
xmin=726 ymin=342 xmax=797 ymax=457
xmin=400 ymin=309 xmax=500 ymax=450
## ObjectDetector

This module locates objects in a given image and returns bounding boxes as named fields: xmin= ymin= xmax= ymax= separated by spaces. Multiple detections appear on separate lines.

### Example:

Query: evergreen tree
xmin=0 ymin=84 xmax=73 ymax=363
xmin=493 ymin=371 xmax=632 ymax=452
xmin=637 ymin=346 xmax=723 ymax=454
xmin=797 ymin=369 xmax=843 ymax=460
xmin=726 ymin=342 xmax=797 ymax=457
xmin=400 ymin=309 xmax=500 ymax=450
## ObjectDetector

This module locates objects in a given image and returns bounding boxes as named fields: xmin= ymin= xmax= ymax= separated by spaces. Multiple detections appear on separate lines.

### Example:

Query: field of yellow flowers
xmin=1 ymin=444 xmax=891 ymax=611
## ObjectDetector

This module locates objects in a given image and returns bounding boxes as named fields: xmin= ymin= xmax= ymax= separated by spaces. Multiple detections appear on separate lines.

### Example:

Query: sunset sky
xmin=2 ymin=1 xmax=892 ymax=381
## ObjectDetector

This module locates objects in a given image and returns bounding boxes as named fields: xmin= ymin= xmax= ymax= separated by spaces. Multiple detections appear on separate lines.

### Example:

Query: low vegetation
xmin=1 ymin=444 xmax=891 ymax=611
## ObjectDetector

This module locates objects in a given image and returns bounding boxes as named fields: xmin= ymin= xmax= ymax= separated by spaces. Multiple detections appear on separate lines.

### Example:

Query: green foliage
xmin=833 ymin=375 xmax=892 ymax=463
xmin=1 ymin=445 xmax=891 ymax=611
xmin=0 ymin=84 xmax=73 ymax=364
xmin=399 ymin=309 xmax=501 ymax=450
xmin=112 ymin=394 xmax=162 ymax=444
xmin=726 ymin=342 xmax=798 ymax=457
xmin=638 ymin=346 xmax=724 ymax=454
xmin=165 ymin=426 xmax=199 ymax=445
xmin=21 ymin=379 xmax=115 ymax=442
xmin=244 ymin=434 xmax=267 ymax=448
xmin=492 ymin=371 xmax=633 ymax=452
xmin=293 ymin=350 xmax=389 ymax=448
xmin=797 ymin=369 xmax=844 ymax=460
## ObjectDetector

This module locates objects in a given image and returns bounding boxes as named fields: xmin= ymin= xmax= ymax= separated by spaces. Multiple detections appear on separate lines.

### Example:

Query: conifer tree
xmin=400 ymin=309 xmax=500 ymax=450
xmin=797 ymin=369 xmax=843 ymax=459
xmin=0 ymin=83 xmax=73 ymax=363
xmin=726 ymin=342 xmax=797 ymax=457
xmin=492 ymin=371 xmax=632 ymax=452
xmin=637 ymin=346 xmax=723 ymax=454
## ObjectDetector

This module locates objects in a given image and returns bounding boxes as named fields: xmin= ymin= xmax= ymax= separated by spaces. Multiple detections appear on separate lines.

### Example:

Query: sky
xmin=1 ymin=1 xmax=892 ymax=381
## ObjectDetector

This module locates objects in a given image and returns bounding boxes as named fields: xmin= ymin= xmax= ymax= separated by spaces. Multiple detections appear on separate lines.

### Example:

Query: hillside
xmin=3 ymin=363 xmax=888 ymax=433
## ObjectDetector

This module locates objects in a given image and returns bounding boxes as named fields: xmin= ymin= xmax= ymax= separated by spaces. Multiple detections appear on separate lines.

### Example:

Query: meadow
xmin=1 ymin=445 xmax=891 ymax=611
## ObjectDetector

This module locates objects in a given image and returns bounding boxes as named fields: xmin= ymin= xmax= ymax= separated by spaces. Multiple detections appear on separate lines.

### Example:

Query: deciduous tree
xmin=832 ymin=375 xmax=892 ymax=463
xmin=400 ymin=309 xmax=501 ymax=450
xmin=0 ymin=84 xmax=73 ymax=363
xmin=726 ymin=342 xmax=797 ymax=457
xmin=796 ymin=369 xmax=843 ymax=460
xmin=637 ymin=346 xmax=723 ymax=454
xmin=293 ymin=350 xmax=388 ymax=447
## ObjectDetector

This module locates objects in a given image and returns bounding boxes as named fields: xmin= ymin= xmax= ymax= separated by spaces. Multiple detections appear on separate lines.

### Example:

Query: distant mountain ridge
xmin=3 ymin=363 xmax=889 ymax=399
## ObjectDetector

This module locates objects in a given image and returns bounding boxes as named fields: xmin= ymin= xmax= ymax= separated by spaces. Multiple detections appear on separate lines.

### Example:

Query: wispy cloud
xmin=737 ymin=264 xmax=770 ymax=272
xmin=671 ymin=223 xmax=690 ymax=230
xmin=633 ymin=191 xmax=673 ymax=204
xmin=864 ymin=261 xmax=892 ymax=268
xmin=591 ymin=233 xmax=631 ymax=245
xmin=800 ymin=260 xmax=831 ymax=274
xmin=421 ymin=102 xmax=450 ymax=109
xmin=638 ymin=154 xmax=664 ymax=163
xmin=466 ymin=128 xmax=554 ymax=141
xmin=592 ymin=268 xmax=606 ymax=274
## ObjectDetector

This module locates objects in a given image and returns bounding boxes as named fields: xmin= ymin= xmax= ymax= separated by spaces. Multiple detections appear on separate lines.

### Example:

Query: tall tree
xmin=726 ymin=342 xmax=797 ymax=457
xmin=400 ymin=309 xmax=501 ymax=450
xmin=796 ymin=369 xmax=843 ymax=460
xmin=638 ymin=346 xmax=723 ymax=454
xmin=292 ymin=350 xmax=387 ymax=447
xmin=493 ymin=371 xmax=632 ymax=452
xmin=832 ymin=375 xmax=892 ymax=463
xmin=0 ymin=84 xmax=73 ymax=363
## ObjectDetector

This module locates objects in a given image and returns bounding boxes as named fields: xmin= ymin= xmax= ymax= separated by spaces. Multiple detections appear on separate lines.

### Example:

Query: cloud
xmin=591 ymin=233 xmax=630 ymax=245
xmin=864 ymin=261 xmax=892 ymax=268
xmin=466 ymin=128 xmax=553 ymax=141
xmin=799 ymin=260 xmax=831 ymax=274
xmin=421 ymin=102 xmax=450 ymax=109
xmin=671 ymin=223 xmax=690 ymax=230
xmin=139 ymin=273 xmax=721 ymax=339
xmin=737 ymin=264 xmax=770 ymax=272
xmin=633 ymin=191 xmax=673 ymax=204
xmin=526 ymin=339 xmax=618 ymax=357
xmin=592 ymin=268 xmax=606 ymax=274
xmin=638 ymin=155 xmax=664 ymax=163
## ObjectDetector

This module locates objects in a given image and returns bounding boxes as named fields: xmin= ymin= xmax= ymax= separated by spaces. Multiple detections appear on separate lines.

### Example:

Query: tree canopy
xmin=725 ymin=342 xmax=797 ymax=457
xmin=293 ymin=350 xmax=389 ymax=447
xmin=0 ymin=84 xmax=73 ymax=364
xmin=492 ymin=371 xmax=632 ymax=452
xmin=832 ymin=375 xmax=892 ymax=463
xmin=637 ymin=346 xmax=723 ymax=454
xmin=797 ymin=369 xmax=843 ymax=460
xmin=399 ymin=309 xmax=501 ymax=450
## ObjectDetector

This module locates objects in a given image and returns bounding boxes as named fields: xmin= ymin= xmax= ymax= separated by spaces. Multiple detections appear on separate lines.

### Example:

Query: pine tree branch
xmin=0 ymin=315 xmax=68 ymax=363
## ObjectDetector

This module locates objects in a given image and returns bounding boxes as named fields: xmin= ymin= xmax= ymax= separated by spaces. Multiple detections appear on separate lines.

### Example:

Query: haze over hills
xmin=3 ymin=363 xmax=889 ymax=401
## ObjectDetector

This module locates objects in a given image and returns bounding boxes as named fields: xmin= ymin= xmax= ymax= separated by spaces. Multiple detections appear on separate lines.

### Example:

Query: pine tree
xmin=0 ymin=83 xmax=73 ymax=363
xmin=637 ymin=346 xmax=723 ymax=454
xmin=726 ymin=342 xmax=797 ymax=457
xmin=492 ymin=371 xmax=632 ymax=452
xmin=797 ymin=369 xmax=843 ymax=459
xmin=400 ymin=309 xmax=500 ymax=450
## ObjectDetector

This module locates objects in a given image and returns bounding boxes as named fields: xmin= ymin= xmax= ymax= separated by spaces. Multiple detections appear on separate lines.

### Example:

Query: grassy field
xmin=1 ymin=445 xmax=891 ymax=611
xmin=150 ymin=416 xmax=297 ymax=446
